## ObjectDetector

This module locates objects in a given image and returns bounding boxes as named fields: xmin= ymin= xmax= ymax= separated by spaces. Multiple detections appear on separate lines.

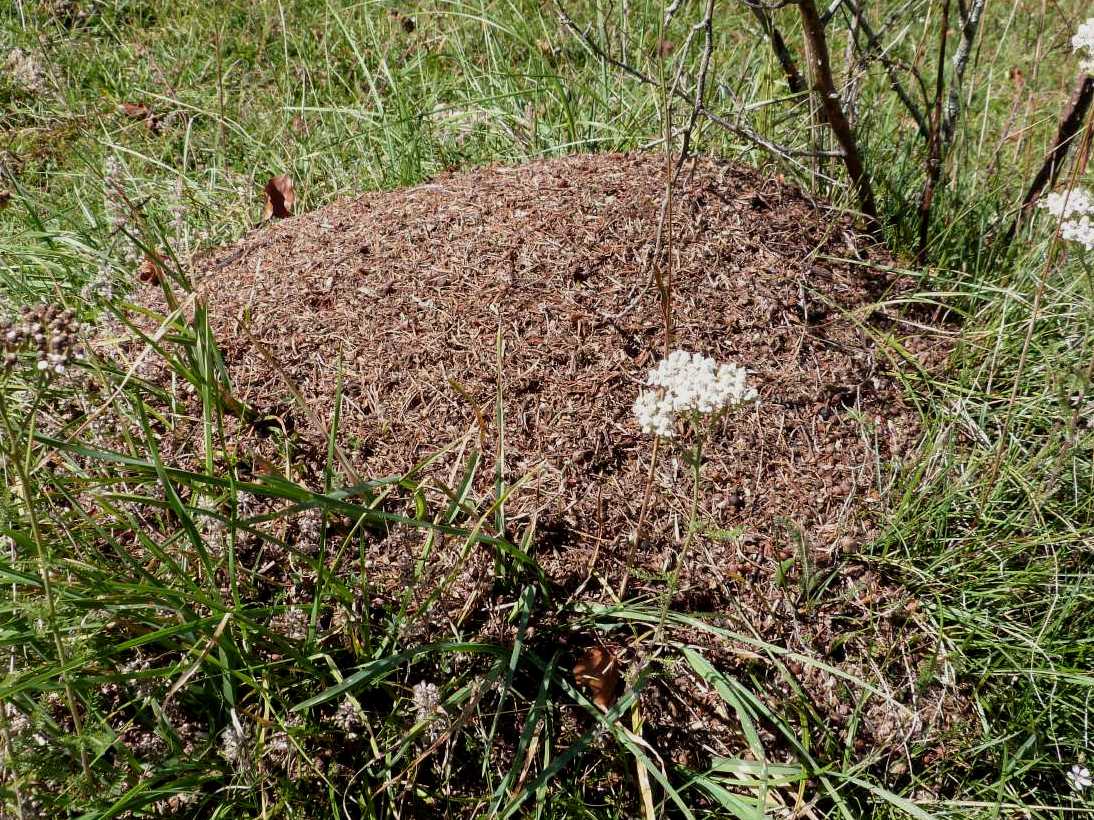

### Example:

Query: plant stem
xmin=0 ymin=700 xmax=26 ymax=820
xmin=655 ymin=422 xmax=703 ymax=644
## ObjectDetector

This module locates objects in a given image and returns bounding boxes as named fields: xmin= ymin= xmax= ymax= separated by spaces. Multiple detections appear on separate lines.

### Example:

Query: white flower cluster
xmin=1074 ymin=17 xmax=1094 ymax=74
xmin=413 ymin=680 xmax=443 ymax=742
xmin=1040 ymin=187 xmax=1094 ymax=251
xmin=633 ymin=350 xmax=757 ymax=438
xmin=1068 ymin=763 xmax=1093 ymax=792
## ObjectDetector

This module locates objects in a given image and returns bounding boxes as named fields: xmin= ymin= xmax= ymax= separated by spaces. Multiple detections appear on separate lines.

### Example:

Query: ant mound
xmin=180 ymin=152 xmax=945 ymax=601
xmin=127 ymin=152 xmax=966 ymax=775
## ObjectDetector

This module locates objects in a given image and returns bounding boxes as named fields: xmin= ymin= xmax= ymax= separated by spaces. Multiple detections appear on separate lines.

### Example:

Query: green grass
xmin=2 ymin=0 xmax=1094 ymax=817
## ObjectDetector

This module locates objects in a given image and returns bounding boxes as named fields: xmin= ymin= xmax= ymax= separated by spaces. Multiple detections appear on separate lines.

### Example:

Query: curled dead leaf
xmin=0 ymin=190 xmax=10 ymax=210
xmin=119 ymin=102 xmax=151 ymax=119
xmin=118 ymin=102 xmax=165 ymax=133
xmin=262 ymin=174 xmax=295 ymax=221
xmin=573 ymin=646 xmax=620 ymax=711
xmin=138 ymin=251 xmax=165 ymax=284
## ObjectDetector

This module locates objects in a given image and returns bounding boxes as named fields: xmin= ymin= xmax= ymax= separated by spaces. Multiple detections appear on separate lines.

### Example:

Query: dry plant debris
xmin=261 ymin=174 xmax=295 ymax=221
xmin=573 ymin=646 xmax=621 ymax=711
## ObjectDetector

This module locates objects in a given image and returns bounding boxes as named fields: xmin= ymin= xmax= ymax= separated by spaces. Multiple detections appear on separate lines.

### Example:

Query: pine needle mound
xmin=181 ymin=152 xmax=943 ymax=597
xmin=125 ymin=152 xmax=965 ymax=772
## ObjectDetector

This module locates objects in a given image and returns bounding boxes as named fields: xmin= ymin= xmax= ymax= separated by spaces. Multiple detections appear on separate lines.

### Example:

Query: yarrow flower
xmin=412 ymin=680 xmax=443 ymax=742
xmin=633 ymin=350 xmax=757 ymax=438
xmin=1073 ymin=18 xmax=1094 ymax=74
xmin=1067 ymin=763 xmax=1093 ymax=792
xmin=1040 ymin=187 xmax=1094 ymax=251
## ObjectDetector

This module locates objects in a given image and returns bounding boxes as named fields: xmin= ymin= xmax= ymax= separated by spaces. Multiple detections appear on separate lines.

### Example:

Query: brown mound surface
xmin=177 ymin=152 xmax=942 ymax=599
xmin=116 ymin=152 xmax=966 ymax=776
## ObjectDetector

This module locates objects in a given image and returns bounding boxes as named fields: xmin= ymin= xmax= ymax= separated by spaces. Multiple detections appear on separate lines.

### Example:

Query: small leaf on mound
xmin=118 ymin=102 xmax=165 ymax=133
xmin=262 ymin=174 xmax=295 ymax=221
xmin=573 ymin=646 xmax=620 ymax=711
xmin=119 ymin=102 xmax=151 ymax=119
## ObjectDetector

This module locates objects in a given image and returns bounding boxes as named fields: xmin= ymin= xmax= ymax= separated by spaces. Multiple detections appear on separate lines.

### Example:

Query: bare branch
xmin=941 ymin=0 xmax=986 ymax=146
xmin=819 ymin=0 xmax=847 ymax=26
xmin=739 ymin=0 xmax=800 ymax=10
xmin=917 ymin=0 xmax=952 ymax=262
xmin=743 ymin=1 xmax=808 ymax=95
xmin=676 ymin=0 xmax=718 ymax=175
xmin=1005 ymin=74 xmax=1094 ymax=245
xmin=664 ymin=0 xmax=689 ymax=25
xmin=843 ymin=0 xmax=929 ymax=140
xmin=556 ymin=5 xmax=841 ymax=164
xmin=797 ymin=0 xmax=881 ymax=233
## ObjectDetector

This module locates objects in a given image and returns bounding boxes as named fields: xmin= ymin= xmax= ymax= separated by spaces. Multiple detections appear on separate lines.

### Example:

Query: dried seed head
xmin=1 ymin=303 xmax=81 ymax=375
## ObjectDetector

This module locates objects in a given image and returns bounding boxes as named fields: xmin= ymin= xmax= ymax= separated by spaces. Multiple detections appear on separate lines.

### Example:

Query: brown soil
xmin=120 ymin=152 xmax=966 ymax=782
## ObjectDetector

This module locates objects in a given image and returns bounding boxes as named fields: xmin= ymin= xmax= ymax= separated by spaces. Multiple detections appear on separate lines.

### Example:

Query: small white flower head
xmin=412 ymin=681 xmax=440 ymax=723
xmin=218 ymin=709 xmax=254 ymax=777
xmin=1068 ymin=763 xmax=1093 ymax=791
xmin=1041 ymin=188 xmax=1094 ymax=220
xmin=331 ymin=697 xmax=362 ymax=735
xmin=1061 ymin=214 xmax=1094 ymax=251
xmin=1040 ymin=187 xmax=1094 ymax=251
xmin=1073 ymin=18 xmax=1094 ymax=73
xmin=633 ymin=350 xmax=757 ymax=438
xmin=412 ymin=681 xmax=443 ymax=743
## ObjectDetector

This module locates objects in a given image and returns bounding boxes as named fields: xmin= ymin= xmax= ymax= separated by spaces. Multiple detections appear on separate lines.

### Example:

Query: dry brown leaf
xmin=118 ymin=102 xmax=166 ymax=133
xmin=119 ymin=102 xmax=151 ymax=119
xmin=138 ymin=251 xmax=164 ymax=284
xmin=0 ymin=190 xmax=10 ymax=210
xmin=572 ymin=646 xmax=620 ymax=711
xmin=262 ymin=174 xmax=295 ymax=221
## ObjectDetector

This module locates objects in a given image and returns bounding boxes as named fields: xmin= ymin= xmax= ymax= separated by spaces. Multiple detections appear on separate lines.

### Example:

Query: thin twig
xmin=941 ymin=0 xmax=986 ymax=146
xmin=819 ymin=0 xmax=847 ymax=25
xmin=743 ymin=0 xmax=807 ymax=95
xmin=664 ymin=0 xmax=688 ymax=24
xmin=916 ymin=0 xmax=952 ymax=262
xmin=675 ymin=0 xmax=717 ymax=176
xmin=619 ymin=437 xmax=661 ymax=599
xmin=844 ymin=0 xmax=929 ymax=139
xmin=557 ymin=6 xmax=840 ymax=164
